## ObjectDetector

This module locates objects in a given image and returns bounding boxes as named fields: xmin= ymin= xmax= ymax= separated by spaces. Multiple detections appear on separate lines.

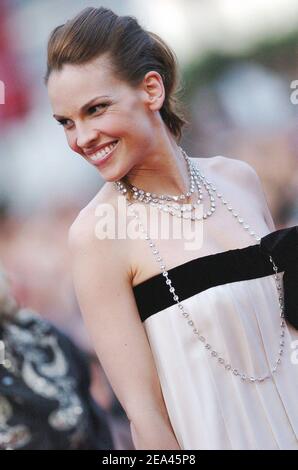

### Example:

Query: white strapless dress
xmin=133 ymin=226 xmax=298 ymax=450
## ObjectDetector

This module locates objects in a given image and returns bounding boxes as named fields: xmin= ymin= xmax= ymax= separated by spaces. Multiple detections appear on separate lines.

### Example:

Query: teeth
xmin=90 ymin=141 xmax=118 ymax=161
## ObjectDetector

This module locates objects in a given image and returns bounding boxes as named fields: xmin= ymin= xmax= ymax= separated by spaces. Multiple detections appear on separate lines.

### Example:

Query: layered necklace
xmin=114 ymin=149 xmax=215 ymax=221
xmin=113 ymin=147 xmax=285 ymax=383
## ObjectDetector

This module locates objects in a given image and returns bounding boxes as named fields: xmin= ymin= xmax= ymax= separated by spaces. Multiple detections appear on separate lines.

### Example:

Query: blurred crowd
xmin=0 ymin=201 xmax=134 ymax=450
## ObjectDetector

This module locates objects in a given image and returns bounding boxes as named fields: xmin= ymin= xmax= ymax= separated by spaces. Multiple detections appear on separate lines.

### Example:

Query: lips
xmin=84 ymin=140 xmax=119 ymax=157
xmin=89 ymin=139 xmax=120 ymax=166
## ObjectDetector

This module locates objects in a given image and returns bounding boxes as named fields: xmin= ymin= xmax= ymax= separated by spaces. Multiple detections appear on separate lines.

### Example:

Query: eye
xmin=57 ymin=119 xmax=71 ymax=127
xmin=88 ymin=103 xmax=109 ymax=114
xmin=55 ymin=103 xmax=109 ymax=128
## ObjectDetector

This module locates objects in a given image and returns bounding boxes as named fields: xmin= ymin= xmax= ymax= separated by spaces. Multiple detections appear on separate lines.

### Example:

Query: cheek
xmin=66 ymin=133 xmax=83 ymax=156
xmin=111 ymin=113 xmax=148 ymax=138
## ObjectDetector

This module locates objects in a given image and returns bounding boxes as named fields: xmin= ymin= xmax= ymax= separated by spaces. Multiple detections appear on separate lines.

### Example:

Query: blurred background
xmin=0 ymin=0 xmax=297 ymax=449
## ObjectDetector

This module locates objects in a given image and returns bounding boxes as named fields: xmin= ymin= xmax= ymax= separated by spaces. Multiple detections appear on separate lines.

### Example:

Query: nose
xmin=75 ymin=122 xmax=99 ymax=149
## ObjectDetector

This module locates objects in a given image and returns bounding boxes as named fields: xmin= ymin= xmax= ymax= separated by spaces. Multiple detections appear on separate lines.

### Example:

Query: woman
xmin=45 ymin=7 xmax=298 ymax=450
xmin=0 ymin=264 xmax=115 ymax=449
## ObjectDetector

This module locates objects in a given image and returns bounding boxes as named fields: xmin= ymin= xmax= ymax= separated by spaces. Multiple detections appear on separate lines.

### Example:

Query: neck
xmin=122 ymin=132 xmax=191 ymax=197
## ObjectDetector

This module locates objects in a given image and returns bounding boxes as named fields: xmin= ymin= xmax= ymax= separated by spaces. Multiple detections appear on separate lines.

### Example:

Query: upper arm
xmin=68 ymin=215 xmax=168 ymax=425
xmin=218 ymin=156 xmax=276 ymax=232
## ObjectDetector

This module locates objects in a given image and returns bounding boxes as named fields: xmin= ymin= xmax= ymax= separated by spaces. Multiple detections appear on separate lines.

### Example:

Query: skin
xmin=47 ymin=54 xmax=191 ymax=197
xmin=47 ymin=51 xmax=275 ymax=308
xmin=46 ymin=54 xmax=275 ymax=450
xmin=47 ymin=54 xmax=192 ymax=449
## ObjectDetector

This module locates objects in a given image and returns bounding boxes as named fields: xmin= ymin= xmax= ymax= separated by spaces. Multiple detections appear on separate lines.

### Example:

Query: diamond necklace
xmin=117 ymin=149 xmax=285 ymax=383
xmin=114 ymin=148 xmax=216 ymax=221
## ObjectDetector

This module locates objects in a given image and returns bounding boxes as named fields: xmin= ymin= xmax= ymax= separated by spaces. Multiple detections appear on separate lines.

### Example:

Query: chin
xmin=97 ymin=168 xmax=125 ymax=183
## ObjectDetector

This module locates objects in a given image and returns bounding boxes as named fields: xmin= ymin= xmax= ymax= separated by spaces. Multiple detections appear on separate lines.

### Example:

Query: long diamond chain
xmin=124 ymin=149 xmax=285 ymax=383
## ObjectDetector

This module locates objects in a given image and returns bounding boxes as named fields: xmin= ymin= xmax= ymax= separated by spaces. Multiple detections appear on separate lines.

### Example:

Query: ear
xmin=141 ymin=71 xmax=165 ymax=111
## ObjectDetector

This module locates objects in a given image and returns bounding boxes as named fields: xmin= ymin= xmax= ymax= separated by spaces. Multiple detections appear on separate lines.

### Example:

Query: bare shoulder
xmin=191 ymin=155 xmax=263 ymax=195
xmin=68 ymin=182 xmax=116 ymax=242
xmin=218 ymin=155 xmax=260 ymax=179
xmin=68 ymin=182 xmax=132 ymax=279
xmin=190 ymin=155 xmax=275 ymax=230
xmin=67 ymin=185 xmax=175 ymax=431
xmin=212 ymin=155 xmax=266 ymax=193
xmin=191 ymin=155 xmax=259 ymax=180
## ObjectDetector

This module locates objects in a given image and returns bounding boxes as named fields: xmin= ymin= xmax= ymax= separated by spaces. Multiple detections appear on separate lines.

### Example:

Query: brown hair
xmin=44 ymin=6 xmax=189 ymax=141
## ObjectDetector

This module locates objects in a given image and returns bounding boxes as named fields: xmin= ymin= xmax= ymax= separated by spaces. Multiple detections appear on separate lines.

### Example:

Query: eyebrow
xmin=53 ymin=95 xmax=110 ymax=119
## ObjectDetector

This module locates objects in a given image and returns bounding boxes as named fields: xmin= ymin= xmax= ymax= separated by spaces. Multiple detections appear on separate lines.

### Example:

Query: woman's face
xmin=47 ymin=55 xmax=164 ymax=182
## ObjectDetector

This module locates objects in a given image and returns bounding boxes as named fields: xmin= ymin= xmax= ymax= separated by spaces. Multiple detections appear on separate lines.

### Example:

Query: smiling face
xmin=47 ymin=55 xmax=165 ymax=182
